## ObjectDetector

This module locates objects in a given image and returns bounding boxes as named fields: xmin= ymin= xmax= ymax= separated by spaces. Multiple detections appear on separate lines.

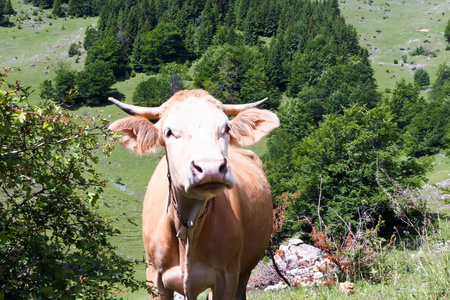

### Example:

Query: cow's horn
xmin=108 ymin=97 xmax=162 ymax=119
xmin=222 ymin=97 xmax=269 ymax=116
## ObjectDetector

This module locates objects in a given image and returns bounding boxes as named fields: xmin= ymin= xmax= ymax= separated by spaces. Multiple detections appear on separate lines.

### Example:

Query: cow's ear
xmin=230 ymin=109 xmax=279 ymax=147
xmin=109 ymin=116 xmax=162 ymax=154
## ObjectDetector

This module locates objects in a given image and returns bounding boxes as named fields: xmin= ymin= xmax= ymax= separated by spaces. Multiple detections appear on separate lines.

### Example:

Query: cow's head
xmin=109 ymin=89 xmax=279 ymax=201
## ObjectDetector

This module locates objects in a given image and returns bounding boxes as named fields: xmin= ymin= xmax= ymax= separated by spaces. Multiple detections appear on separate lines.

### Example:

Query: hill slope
xmin=339 ymin=0 xmax=450 ymax=94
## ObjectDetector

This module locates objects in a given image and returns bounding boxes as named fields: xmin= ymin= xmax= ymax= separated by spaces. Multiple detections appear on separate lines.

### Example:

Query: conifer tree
xmin=51 ymin=0 xmax=65 ymax=18
xmin=4 ymin=0 xmax=15 ymax=15
xmin=266 ymin=36 xmax=286 ymax=86
xmin=125 ymin=6 xmax=139 ymax=50
xmin=445 ymin=18 xmax=450 ymax=43
xmin=0 ymin=0 xmax=5 ymax=24
xmin=131 ymin=32 xmax=144 ymax=71
xmin=243 ymin=8 xmax=258 ymax=46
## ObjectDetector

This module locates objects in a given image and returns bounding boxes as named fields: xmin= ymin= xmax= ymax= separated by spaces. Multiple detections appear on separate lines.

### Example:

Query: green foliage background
xmin=0 ymin=71 xmax=152 ymax=298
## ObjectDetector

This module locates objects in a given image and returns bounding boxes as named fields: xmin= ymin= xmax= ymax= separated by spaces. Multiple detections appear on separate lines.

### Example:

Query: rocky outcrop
xmin=249 ymin=239 xmax=343 ymax=292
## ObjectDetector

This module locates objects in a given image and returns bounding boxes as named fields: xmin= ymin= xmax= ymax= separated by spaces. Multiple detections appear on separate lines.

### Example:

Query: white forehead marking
xmin=165 ymin=98 xmax=227 ymax=126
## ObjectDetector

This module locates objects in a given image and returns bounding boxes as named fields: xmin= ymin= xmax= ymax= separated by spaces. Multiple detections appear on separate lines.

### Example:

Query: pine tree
xmin=243 ymin=8 xmax=258 ymax=46
xmin=4 ymin=0 xmax=15 ymax=15
xmin=52 ymin=0 xmax=65 ymax=17
xmin=266 ymin=36 xmax=286 ymax=86
xmin=0 ymin=0 xmax=5 ymax=24
xmin=131 ymin=32 xmax=144 ymax=71
xmin=213 ymin=54 xmax=240 ymax=104
xmin=125 ymin=6 xmax=139 ymax=50
xmin=234 ymin=0 xmax=248 ymax=29
xmin=445 ymin=18 xmax=450 ymax=43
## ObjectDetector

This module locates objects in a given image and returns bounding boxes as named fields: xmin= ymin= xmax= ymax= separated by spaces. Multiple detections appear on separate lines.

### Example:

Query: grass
xmin=427 ymin=153 xmax=450 ymax=185
xmin=0 ymin=0 xmax=96 ymax=104
xmin=339 ymin=0 xmax=450 ymax=97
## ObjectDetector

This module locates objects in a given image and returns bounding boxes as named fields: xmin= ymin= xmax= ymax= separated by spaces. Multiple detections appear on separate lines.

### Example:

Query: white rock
xmin=289 ymin=238 xmax=304 ymax=246
xmin=313 ymin=272 xmax=324 ymax=280
xmin=286 ymin=254 xmax=300 ymax=268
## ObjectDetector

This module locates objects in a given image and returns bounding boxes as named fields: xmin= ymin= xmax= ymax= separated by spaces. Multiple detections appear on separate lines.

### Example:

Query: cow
xmin=108 ymin=89 xmax=279 ymax=300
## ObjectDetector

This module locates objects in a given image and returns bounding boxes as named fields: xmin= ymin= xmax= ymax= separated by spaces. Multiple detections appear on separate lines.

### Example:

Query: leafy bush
xmin=0 ymin=69 xmax=152 ymax=299
xmin=68 ymin=43 xmax=79 ymax=57
xmin=139 ymin=23 xmax=187 ymax=72
xmin=194 ymin=45 xmax=281 ymax=109
xmin=132 ymin=76 xmax=170 ymax=107
xmin=76 ymin=60 xmax=116 ymax=105
xmin=265 ymin=104 xmax=432 ymax=241
xmin=410 ymin=46 xmax=437 ymax=57
xmin=413 ymin=68 xmax=430 ymax=88
xmin=85 ymin=37 xmax=128 ymax=79
xmin=310 ymin=215 xmax=395 ymax=283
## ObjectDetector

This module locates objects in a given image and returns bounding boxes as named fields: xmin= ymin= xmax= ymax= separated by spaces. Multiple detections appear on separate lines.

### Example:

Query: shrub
xmin=445 ymin=18 xmax=450 ymax=42
xmin=132 ymin=76 xmax=170 ymax=107
xmin=67 ymin=43 xmax=79 ymax=57
xmin=402 ymin=54 xmax=407 ymax=63
xmin=414 ymin=68 xmax=430 ymax=88
xmin=310 ymin=215 xmax=395 ymax=283
xmin=410 ymin=45 xmax=436 ymax=57
xmin=0 ymin=69 xmax=153 ymax=299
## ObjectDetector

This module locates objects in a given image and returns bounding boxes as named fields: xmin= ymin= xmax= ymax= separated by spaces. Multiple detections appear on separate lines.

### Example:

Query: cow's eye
xmin=165 ymin=128 xmax=173 ymax=137
xmin=225 ymin=123 xmax=232 ymax=134
xmin=165 ymin=128 xmax=181 ymax=139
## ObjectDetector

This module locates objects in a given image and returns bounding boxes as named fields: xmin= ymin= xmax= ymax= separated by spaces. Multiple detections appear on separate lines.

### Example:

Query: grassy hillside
xmin=339 ymin=0 xmax=450 ymax=96
xmin=0 ymin=0 xmax=95 ymax=104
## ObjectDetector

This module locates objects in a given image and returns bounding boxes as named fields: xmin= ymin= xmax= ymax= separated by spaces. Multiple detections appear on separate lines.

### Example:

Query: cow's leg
xmin=147 ymin=261 xmax=174 ymax=300
xmin=210 ymin=270 xmax=239 ymax=300
xmin=233 ymin=271 xmax=251 ymax=300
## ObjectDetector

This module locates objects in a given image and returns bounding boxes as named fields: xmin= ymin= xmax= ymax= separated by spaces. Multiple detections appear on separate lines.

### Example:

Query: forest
xmin=1 ymin=0 xmax=450 ymax=298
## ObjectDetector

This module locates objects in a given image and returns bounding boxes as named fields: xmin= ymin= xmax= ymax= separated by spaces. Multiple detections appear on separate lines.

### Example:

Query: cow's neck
xmin=171 ymin=192 xmax=207 ymax=240
xmin=168 ymin=190 xmax=212 ymax=298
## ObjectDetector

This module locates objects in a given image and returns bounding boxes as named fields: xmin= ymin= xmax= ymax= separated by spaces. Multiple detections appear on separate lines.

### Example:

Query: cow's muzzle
xmin=185 ymin=157 xmax=234 ymax=196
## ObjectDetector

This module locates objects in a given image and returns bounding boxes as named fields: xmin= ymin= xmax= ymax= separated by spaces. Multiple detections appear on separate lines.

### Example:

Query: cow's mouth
xmin=194 ymin=182 xmax=229 ymax=191
xmin=186 ymin=180 xmax=233 ymax=198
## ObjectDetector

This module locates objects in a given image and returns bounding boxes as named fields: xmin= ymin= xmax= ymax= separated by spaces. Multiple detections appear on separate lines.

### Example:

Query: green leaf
xmin=13 ymin=111 xmax=27 ymax=124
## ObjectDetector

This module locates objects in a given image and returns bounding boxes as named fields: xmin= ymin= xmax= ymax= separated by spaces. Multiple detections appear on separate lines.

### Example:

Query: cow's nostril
xmin=192 ymin=161 xmax=203 ymax=173
xmin=219 ymin=158 xmax=228 ymax=174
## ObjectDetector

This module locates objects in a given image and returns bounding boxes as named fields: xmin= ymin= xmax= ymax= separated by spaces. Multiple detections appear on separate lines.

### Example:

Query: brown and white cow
xmin=108 ymin=89 xmax=279 ymax=300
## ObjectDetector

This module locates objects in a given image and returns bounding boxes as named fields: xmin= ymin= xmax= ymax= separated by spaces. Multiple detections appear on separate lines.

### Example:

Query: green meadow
xmin=0 ymin=0 xmax=95 ymax=104
xmin=339 ymin=0 xmax=450 ymax=96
